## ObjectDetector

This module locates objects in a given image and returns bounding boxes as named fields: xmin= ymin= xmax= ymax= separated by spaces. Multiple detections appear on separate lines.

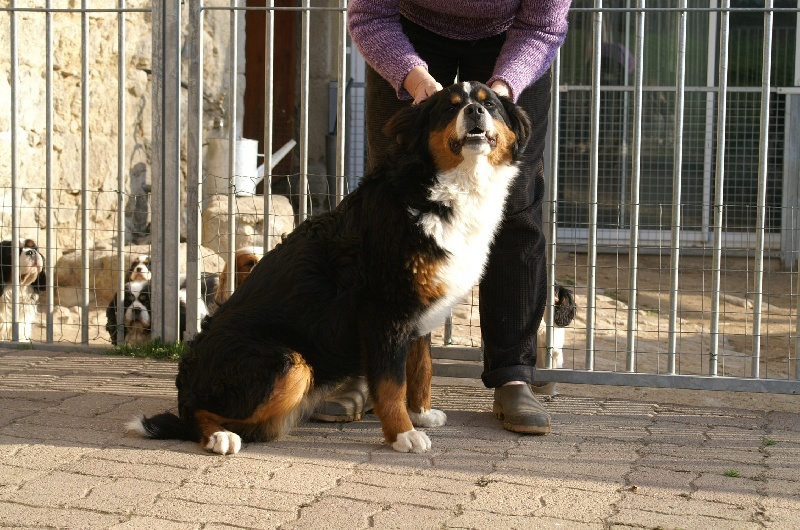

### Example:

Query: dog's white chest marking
xmin=413 ymin=157 xmax=517 ymax=334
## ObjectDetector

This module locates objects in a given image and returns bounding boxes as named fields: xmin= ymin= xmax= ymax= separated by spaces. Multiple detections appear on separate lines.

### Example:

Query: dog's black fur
xmin=552 ymin=283 xmax=577 ymax=328
xmin=130 ymin=82 xmax=532 ymax=455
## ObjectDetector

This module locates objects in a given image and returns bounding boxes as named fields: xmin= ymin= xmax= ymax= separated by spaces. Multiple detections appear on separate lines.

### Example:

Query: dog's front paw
xmin=204 ymin=431 xmax=242 ymax=455
xmin=391 ymin=429 xmax=431 ymax=453
xmin=409 ymin=408 xmax=447 ymax=428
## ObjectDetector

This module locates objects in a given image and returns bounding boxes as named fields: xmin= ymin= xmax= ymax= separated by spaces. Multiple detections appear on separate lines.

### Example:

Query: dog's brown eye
xmin=484 ymin=101 xmax=494 ymax=107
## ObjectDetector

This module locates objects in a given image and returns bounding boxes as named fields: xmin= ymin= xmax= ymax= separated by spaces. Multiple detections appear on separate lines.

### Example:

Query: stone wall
xmin=0 ymin=1 xmax=340 ymax=311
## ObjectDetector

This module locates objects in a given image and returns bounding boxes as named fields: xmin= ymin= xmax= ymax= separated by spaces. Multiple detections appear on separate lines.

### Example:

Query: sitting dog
xmin=128 ymin=255 xmax=152 ymax=282
xmin=532 ymin=283 xmax=577 ymax=395
xmin=106 ymin=280 xmax=152 ymax=346
xmin=0 ymin=239 xmax=46 ymax=341
xmin=107 ymin=276 xmax=218 ymax=346
xmin=128 ymin=82 xmax=531 ymax=455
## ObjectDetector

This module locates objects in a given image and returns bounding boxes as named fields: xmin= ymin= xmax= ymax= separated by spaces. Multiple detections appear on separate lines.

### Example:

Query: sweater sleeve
xmin=347 ymin=0 xmax=426 ymax=100
xmin=487 ymin=0 xmax=571 ymax=101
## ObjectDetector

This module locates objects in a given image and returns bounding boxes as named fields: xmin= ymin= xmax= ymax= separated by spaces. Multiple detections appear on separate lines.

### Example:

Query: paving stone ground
xmin=0 ymin=347 xmax=798 ymax=529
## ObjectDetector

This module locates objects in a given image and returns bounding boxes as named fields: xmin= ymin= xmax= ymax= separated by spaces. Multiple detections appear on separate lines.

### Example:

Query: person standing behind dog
xmin=312 ymin=0 xmax=573 ymax=434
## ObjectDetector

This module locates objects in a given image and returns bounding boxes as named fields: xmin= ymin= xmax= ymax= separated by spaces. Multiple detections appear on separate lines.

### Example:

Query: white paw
xmin=391 ymin=429 xmax=431 ymax=453
xmin=205 ymin=431 xmax=242 ymax=455
xmin=408 ymin=408 xmax=447 ymax=428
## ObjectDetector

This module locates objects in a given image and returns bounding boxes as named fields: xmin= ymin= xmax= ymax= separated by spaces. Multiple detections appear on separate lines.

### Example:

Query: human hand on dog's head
xmin=404 ymin=66 xmax=443 ymax=106
xmin=489 ymin=79 xmax=511 ymax=99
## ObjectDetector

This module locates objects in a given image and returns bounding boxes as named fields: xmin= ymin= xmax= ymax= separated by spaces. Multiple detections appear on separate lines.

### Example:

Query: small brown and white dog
xmin=210 ymin=246 xmax=263 ymax=312
xmin=128 ymin=255 xmax=152 ymax=282
xmin=532 ymin=283 xmax=577 ymax=395
xmin=0 ymin=239 xmax=46 ymax=341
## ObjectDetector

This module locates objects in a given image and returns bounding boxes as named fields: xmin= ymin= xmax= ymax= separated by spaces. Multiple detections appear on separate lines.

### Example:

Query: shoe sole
xmin=493 ymin=408 xmax=551 ymax=435
xmin=310 ymin=411 xmax=364 ymax=423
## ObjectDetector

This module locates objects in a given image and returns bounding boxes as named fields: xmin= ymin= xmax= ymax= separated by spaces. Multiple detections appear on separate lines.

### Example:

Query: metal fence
xmin=1 ymin=1 xmax=798 ymax=395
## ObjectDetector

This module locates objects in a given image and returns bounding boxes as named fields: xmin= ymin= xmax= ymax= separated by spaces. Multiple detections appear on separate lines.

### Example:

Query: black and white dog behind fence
xmin=0 ymin=239 xmax=46 ymax=341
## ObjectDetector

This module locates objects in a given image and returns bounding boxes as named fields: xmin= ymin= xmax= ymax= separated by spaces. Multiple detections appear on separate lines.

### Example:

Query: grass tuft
xmin=102 ymin=337 xmax=187 ymax=361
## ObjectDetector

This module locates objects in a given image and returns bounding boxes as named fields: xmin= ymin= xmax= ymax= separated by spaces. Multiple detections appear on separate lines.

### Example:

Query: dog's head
xmin=122 ymin=280 xmax=152 ymax=331
xmin=385 ymin=81 xmax=532 ymax=168
xmin=553 ymin=284 xmax=577 ymax=328
xmin=216 ymin=246 xmax=263 ymax=304
xmin=0 ymin=239 xmax=45 ymax=292
xmin=129 ymin=255 xmax=152 ymax=282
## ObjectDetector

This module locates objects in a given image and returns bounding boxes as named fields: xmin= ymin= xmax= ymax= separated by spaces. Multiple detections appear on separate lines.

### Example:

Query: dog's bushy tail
xmin=126 ymin=412 xmax=195 ymax=441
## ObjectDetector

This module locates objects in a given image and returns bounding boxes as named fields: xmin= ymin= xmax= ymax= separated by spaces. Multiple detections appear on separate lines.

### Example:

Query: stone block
xmin=201 ymin=193 xmax=294 ymax=255
xmin=54 ymin=243 xmax=225 ymax=307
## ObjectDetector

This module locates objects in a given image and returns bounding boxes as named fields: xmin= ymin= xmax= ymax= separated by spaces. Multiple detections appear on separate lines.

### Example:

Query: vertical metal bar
xmin=544 ymin=51 xmax=562 ymax=369
xmin=299 ymin=0 xmax=310 ymax=221
xmin=263 ymin=0 xmax=274 ymax=252
xmin=702 ymin=2 xmax=719 ymax=241
xmin=151 ymin=1 xmax=164 ymax=340
xmin=116 ymin=0 xmax=127 ymax=345
xmin=585 ymin=0 xmax=603 ymax=371
xmin=752 ymin=0 xmax=773 ymax=378
xmin=186 ymin=0 xmax=205 ymax=341
xmin=710 ymin=0 xmax=731 ymax=377
xmin=626 ymin=0 xmax=646 ymax=372
xmin=227 ymin=0 xmax=238 ymax=293
xmin=335 ymin=0 xmax=348 ymax=205
xmin=9 ymin=0 xmax=20 ymax=341
xmin=667 ymin=0 xmax=688 ymax=374
xmin=81 ymin=0 xmax=91 ymax=344
xmin=162 ymin=1 xmax=182 ymax=342
xmin=45 ymin=0 xmax=55 ymax=343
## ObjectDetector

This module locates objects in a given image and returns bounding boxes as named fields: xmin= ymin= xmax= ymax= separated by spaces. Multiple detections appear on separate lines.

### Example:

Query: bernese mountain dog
xmin=128 ymin=82 xmax=531 ymax=455
xmin=0 ymin=239 xmax=46 ymax=341
xmin=128 ymin=255 xmax=152 ymax=282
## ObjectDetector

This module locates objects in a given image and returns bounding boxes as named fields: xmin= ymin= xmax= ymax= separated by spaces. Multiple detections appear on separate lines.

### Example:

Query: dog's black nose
xmin=464 ymin=103 xmax=485 ymax=116
xmin=132 ymin=308 xmax=141 ymax=316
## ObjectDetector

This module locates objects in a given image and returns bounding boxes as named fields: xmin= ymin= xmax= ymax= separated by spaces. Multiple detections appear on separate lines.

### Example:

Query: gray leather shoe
xmin=493 ymin=384 xmax=551 ymax=434
xmin=311 ymin=377 xmax=373 ymax=422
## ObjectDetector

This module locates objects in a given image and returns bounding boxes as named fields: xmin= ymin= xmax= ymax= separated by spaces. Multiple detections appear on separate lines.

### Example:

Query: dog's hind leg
xmin=191 ymin=352 xmax=313 ymax=455
xmin=405 ymin=334 xmax=447 ymax=428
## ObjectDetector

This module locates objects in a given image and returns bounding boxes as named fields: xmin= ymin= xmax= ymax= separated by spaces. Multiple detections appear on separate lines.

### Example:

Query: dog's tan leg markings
xmin=249 ymin=352 xmax=313 ymax=441
xmin=194 ymin=410 xmax=242 ymax=455
xmin=194 ymin=353 xmax=312 ymax=454
xmin=373 ymin=378 xmax=431 ymax=453
xmin=406 ymin=335 xmax=447 ymax=429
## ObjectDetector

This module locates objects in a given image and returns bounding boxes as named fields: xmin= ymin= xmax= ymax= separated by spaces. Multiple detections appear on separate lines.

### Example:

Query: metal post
xmin=586 ymin=0 xmax=603 ymax=370
xmin=626 ymin=0 xmax=646 ymax=372
xmin=186 ymin=0 xmax=205 ymax=341
xmin=335 ymin=0 xmax=348 ymax=205
xmin=545 ymin=51 xmax=562 ymax=369
xmin=667 ymin=0 xmax=688 ymax=374
xmin=116 ymin=0 xmax=127 ymax=345
xmin=299 ymin=0 xmax=311 ymax=221
xmin=263 ymin=0 xmax=275 ymax=251
xmin=227 ymin=0 xmax=238 ymax=293
xmin=752 ymin=0 xmax=774 ymax=378
xmin=710 ymin=0 xmax=731 ymax=376
xmin=81 ymin=0 xmax=91 ymax=344
xmin=9 ymin=0 xmax=20 ymax=341
xmin=45 ymin=0 xmax=55 ymax=343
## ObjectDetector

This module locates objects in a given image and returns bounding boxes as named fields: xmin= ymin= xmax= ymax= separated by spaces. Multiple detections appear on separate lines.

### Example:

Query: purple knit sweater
xmin=348 ymin=0 xmax=572 ymax=102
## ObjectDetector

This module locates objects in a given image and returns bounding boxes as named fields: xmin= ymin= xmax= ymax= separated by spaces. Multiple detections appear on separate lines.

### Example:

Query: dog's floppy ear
xmin=498 ymin=95 xmax=532 ymax=161
xmin=383 ymin=102 xmax=430 ymax=153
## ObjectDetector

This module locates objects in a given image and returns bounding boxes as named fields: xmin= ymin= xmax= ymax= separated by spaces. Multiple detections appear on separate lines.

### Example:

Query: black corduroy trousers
xmin=363 ymin=18 xmax=550 ymax=388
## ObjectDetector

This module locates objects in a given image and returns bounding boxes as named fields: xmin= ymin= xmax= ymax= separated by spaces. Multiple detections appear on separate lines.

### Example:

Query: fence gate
xmin=1 ymin=1 xmax=798 ymax=395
